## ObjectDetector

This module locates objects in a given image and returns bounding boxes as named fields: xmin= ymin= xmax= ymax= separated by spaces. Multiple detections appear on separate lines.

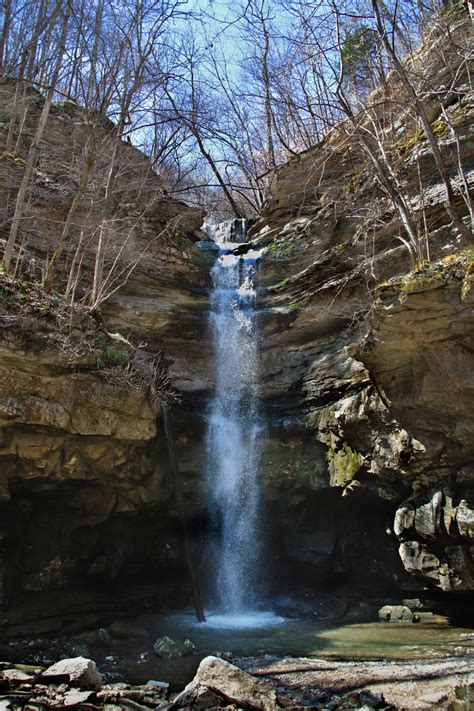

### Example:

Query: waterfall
xmin=204 ymin=219 xmax=264 ymax=614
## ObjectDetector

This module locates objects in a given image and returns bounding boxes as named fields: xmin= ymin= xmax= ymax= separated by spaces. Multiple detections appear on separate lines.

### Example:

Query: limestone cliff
xmin=0 ymin=80 xmax=213 ymax=633
xmin=252 ymin=11 xmax=473 ymax=593
xmin=0 ymin=10 xmax=473 ymax=637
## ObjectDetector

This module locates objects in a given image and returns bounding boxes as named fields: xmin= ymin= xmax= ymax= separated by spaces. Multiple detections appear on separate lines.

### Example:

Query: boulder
xmin=173 ymin=680 xmax=224 ymax=709
xmin=189 ymin=655 xmax=282 ymax=710
xmin=42 ymin=657 xmax=102 ymax=690
xmin=378 ymin=605 xmax=414 ymax=622
xmin=2 ymin=668 xmax=36 ymax=683
xmin=153 ymin=636 xmax=195 ymax=658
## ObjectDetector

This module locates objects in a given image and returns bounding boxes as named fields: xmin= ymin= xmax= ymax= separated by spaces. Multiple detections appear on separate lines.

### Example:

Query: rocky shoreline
xmin=1 ymin=648 xmax=473 ymax=710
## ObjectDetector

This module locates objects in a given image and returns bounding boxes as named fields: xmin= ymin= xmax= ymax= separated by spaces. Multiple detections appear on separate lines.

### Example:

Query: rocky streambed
xmin=1 ymin=601 xmax=474 ymax=710
xmin=1 ymin=644 xmax=473 ymax=710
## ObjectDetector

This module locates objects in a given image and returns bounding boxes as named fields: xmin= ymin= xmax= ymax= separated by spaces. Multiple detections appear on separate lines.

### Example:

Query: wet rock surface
xmin=237 ymin=654 xmax=474 ymax=710
xmin=2 ymin=651 xmax=472 ymax=710
xmin=154 ymin=637 xmax=196 ymax=659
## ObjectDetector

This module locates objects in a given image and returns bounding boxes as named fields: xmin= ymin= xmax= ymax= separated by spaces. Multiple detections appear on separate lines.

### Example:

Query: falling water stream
xmin=203 ymin=219 xmax=276 ymax=627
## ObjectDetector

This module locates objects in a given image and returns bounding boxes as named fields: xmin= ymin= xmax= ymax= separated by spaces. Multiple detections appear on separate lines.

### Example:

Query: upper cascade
xmin=204 ymin=218 xmax=249 ymax=245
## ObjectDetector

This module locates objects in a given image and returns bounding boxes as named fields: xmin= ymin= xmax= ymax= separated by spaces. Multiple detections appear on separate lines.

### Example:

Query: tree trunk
xmin=371 ymin=0 xmax=472 ymax=243
xmin=42 ymin=130 xmax=97 ymax=289
xmin=160 ymin=405 xmax=206 ymax=623
xmin=0 ymin=0 xmax=12 ymax=72
xmin=3 ymin=10 xmax=69 ymax=273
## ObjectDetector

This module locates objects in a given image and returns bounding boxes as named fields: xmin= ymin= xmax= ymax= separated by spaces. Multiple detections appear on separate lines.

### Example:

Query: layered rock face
xmin=251 ymin=12 xmax=474 ymax=593
xmin=0 ymin=11 xmax=473 ymax=637
xmin=0 ymin=81 xmax=213 ymax=631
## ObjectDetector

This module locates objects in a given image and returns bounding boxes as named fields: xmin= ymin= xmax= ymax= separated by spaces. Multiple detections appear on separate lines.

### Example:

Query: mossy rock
xmin=377 ymin=251 xmax=473 ymax=296
xmin=328 ymin=442 xmax=364 ymax=488
xmin=267 ymin=240 xmax=296 ymax=259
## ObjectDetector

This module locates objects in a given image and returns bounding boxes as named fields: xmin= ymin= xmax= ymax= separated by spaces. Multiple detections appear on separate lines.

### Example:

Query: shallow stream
xmin=80 ymin=611 xmax=474 ymax=689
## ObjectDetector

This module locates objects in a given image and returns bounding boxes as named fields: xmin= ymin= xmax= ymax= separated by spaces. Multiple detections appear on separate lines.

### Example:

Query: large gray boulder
xmin=180 ymin=655 xmax=282 ymax=710
xmin=42 ymin=657 xmax=102 ymax=690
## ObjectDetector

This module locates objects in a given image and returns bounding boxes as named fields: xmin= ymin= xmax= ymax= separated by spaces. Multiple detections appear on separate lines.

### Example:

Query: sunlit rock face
xmin=1 ymin=12 xmax=473 ymax=637
xmin=251 ymin=45 xmax=474 ymax=592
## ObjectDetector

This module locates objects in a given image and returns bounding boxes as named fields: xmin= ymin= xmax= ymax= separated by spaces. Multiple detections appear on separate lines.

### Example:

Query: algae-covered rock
xmin=378 ymin=605 xmax=414 ymax=622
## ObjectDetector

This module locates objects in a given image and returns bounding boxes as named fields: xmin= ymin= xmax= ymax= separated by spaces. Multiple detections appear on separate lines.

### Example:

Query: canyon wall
xmin=252 ymin=11 xmax=473 ymax=595
xmin=0 ymin=79 xmax=215 ymax=634
xmin=0 ymin=11 xmax=473 ymax=635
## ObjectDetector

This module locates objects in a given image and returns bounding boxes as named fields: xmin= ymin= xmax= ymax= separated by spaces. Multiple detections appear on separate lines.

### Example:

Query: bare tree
xmin=369 ymin=0 xmax=472 ymax=241
xmin=3 ymin=6 xmax=69 ymax=273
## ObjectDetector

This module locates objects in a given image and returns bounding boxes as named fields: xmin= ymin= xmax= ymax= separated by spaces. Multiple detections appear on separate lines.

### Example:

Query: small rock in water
xmin=402 ymin=598 xmax=423 ymax=610
xmin=378 ymin=605 xmax=414 ymax=622
xmin=146 ymin=679 xmax=170 ymax=691
xmin=153 ymin=636 xmax=195 ymax=658
xmin=79 ymin=627 xmax=112 ymax=647
xmin=68 ymin=643 xmax=90 ymax=658
xmin=146 ymin=679 xmax=170 ymax=694
xmin=42 ymin=656 xmax=102 ymax=690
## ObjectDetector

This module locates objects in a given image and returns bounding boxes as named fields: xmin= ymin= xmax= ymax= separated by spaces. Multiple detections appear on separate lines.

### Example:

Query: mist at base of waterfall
xmin=185 ymin=610 xmax=286 ymax=630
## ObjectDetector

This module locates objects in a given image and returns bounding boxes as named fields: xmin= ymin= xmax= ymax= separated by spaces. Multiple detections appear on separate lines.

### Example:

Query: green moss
xmin=327 ymin=442 xmax=364 ymax=488
xmin=461 ymin=258 xmax=473 ymax=302
xmin=101 ymin=344 xmax=128 ymax=365
xmin=275 ymin=276 xmax=291 ymax=289
xmin=267 ymin=240 xmax=296 ymax=259
xmin=392 ymin=128 xmax=425 ymax=158
xmin=442 ymin=0 xmax=466 ymax=21
xmin=341 ymin=169 xmax=362 ymax=196
xmin=450 ymin=102 xmax=473 ymax=127
xmin=318 ymin=410 xmax=364 ymax=491
xmin=431 ymin=117 xmax=447 ymax=137
xmin=377 ymin=251 xmax=474 ymax=296
xmin=1 ymin=151 xmax=26 ymax=166
xmin=391 ymin=112 xmax=454 ymax=160
xmin=353 ymin=217 xmax=377 ymax=244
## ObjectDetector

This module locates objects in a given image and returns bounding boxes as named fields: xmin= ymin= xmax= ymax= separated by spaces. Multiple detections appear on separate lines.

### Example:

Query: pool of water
xmin=150 ymin=610 xmax=473 ymax=658
xmin=11 ymin=607 xmax=473 ymax=691
xmin=93 ymin=609 xmax=473 ymax=688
